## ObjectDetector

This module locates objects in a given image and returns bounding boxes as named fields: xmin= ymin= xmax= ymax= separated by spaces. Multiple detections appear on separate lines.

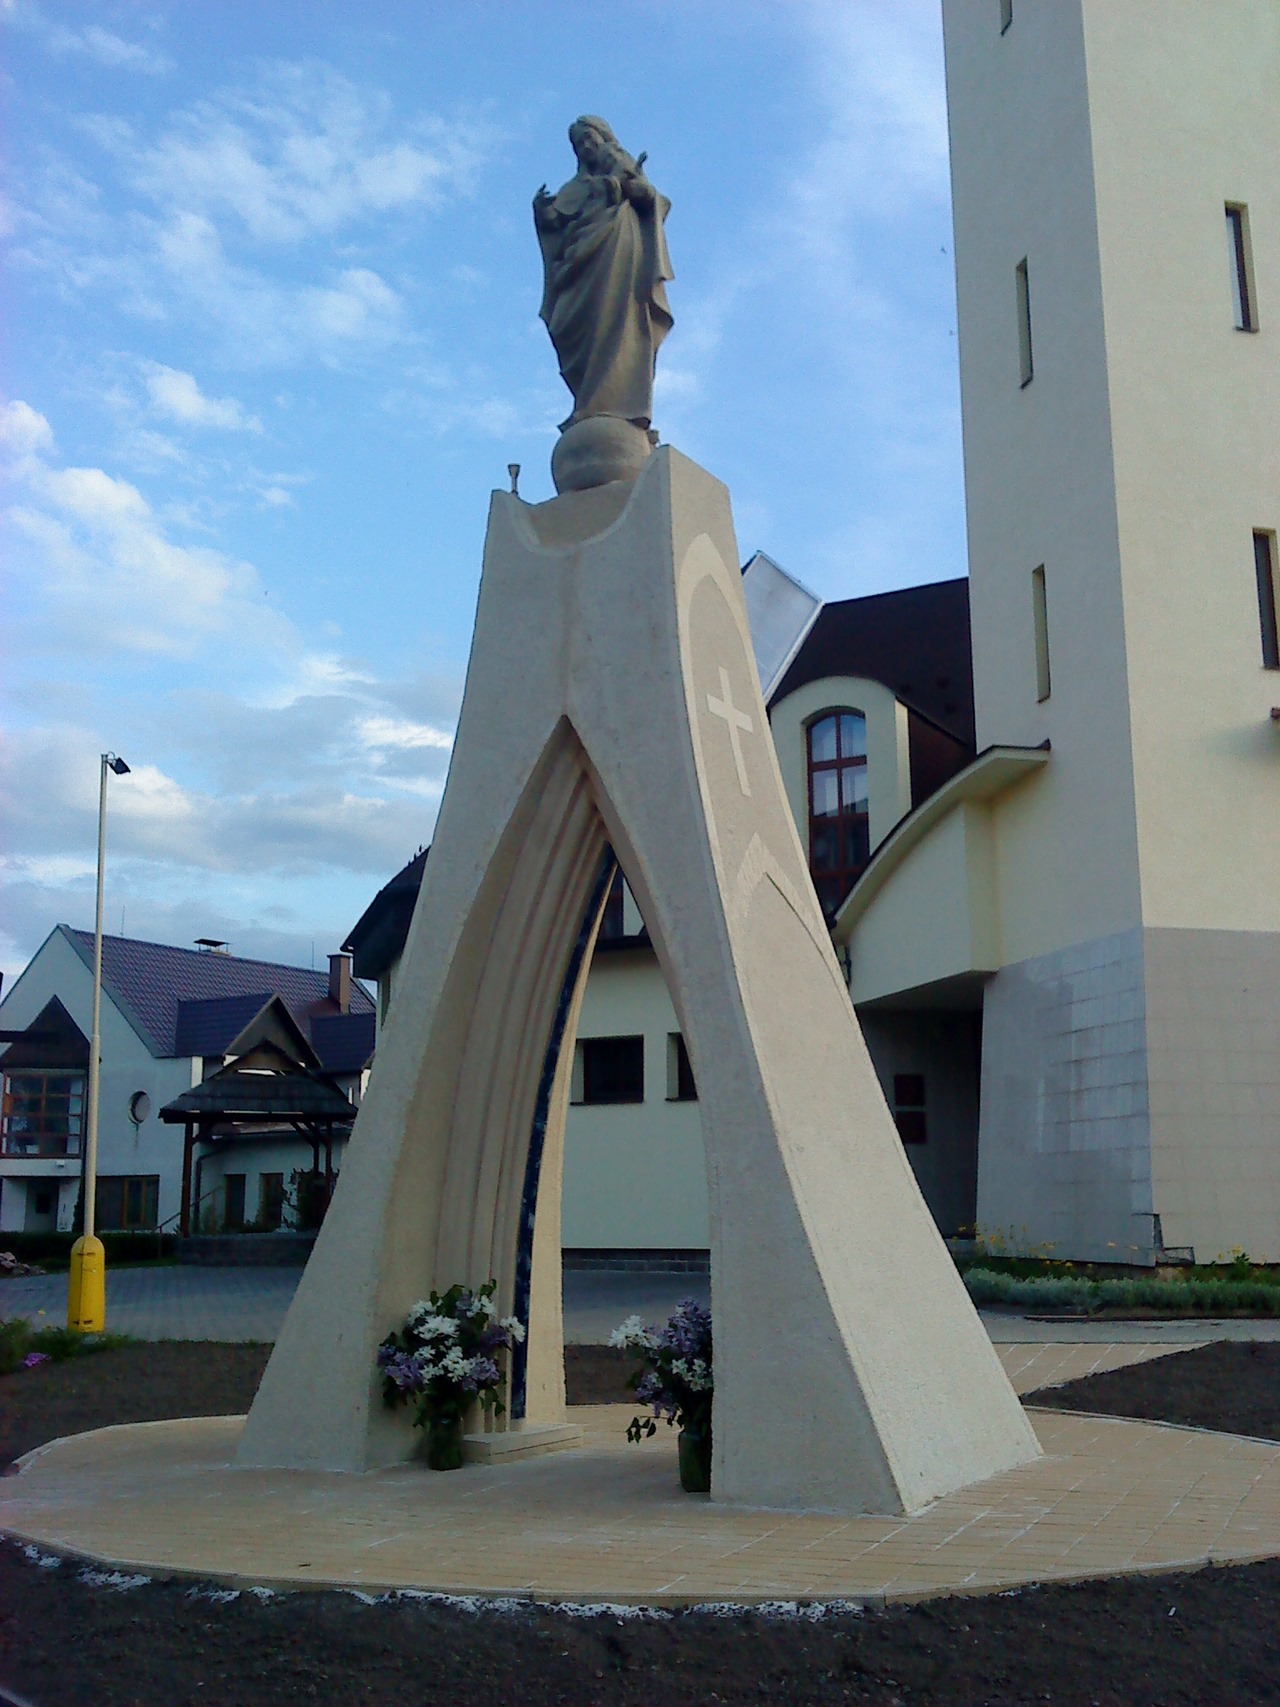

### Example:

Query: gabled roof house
xmin=0 ymin=927 xmax=374 ymax=1238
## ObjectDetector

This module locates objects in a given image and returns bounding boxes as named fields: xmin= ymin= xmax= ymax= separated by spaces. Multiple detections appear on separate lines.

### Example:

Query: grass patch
xmin=0 ymin=1316 xmax=131 ymax=1376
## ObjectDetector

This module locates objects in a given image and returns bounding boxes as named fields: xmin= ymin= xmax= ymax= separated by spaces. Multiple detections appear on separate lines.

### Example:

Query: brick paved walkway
xmin=7 ymin=1404 xmax=1280 ymax=1606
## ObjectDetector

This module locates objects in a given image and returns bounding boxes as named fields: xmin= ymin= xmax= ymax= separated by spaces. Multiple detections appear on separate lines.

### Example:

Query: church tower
xmin=942 ymin=0 xmax=1280 ymax=1259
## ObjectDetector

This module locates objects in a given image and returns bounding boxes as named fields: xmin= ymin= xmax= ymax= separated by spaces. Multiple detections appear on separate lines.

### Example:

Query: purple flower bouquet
xmin=376 ymin=1280 xmax=525 ymax=1468
xmin=610 ymin=1298 xmax=713 ymax=1490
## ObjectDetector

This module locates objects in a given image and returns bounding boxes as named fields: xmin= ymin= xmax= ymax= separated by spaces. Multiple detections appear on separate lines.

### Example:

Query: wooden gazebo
xmin=160 ymin=1039 xmax=357 ymax=1235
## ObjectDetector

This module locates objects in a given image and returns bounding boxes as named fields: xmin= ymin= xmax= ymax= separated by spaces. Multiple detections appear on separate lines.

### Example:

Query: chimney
xmin=328 ymin=951 xmax=351 ymax=1013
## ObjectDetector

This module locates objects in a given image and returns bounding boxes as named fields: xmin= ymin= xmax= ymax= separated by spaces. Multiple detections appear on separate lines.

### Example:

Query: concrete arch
xmin=239 ymin=448 xmax=1040 ymax=1512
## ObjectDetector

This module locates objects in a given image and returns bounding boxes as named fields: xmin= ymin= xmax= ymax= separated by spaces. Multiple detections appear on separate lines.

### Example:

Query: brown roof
xmin=771 ymin=579 xmax=974 ymax=745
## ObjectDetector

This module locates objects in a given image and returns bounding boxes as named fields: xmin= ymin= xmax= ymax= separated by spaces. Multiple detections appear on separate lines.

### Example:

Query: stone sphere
xmin=551 ymin=415 xmax=653 ymax=495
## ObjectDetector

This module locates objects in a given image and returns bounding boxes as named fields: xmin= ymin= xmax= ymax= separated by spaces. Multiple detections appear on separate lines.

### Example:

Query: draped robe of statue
xmin=537 ymin=166 xmax=673 ymax=431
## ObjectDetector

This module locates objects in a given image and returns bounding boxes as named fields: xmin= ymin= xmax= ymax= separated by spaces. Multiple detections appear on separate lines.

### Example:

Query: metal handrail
xmin=154 ymin=1179 xmax=227 ymax=1255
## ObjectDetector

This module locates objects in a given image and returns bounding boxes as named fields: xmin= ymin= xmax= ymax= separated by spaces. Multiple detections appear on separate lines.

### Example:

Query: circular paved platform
xmin=5 ymin=1404 xmax=1280 ymax=1606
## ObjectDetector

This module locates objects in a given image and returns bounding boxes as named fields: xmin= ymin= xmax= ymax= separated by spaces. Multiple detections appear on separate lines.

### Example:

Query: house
xmin=0 ymin=927 xmax=375 ymax=1237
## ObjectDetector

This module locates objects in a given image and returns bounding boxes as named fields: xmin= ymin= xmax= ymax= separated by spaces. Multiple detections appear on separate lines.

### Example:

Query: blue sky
xmin=1 ymin=0 xmax=963 ymax=983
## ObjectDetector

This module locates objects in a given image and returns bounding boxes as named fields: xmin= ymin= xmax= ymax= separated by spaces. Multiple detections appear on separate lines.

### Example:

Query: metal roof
xmin=58 ymin=928 xmax=375 ymax=1064
xmin=741 ymin=551 xmax=824 ymax=700
xmin=310 ymin=1010 xmax=376 ymax=1076
xmin=173 ymin=992 xmax=277 ymax=1058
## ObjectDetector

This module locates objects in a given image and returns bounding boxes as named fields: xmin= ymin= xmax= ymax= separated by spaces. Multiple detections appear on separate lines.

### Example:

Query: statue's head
xmin=569 ymin=115 xmax=623 ymax=175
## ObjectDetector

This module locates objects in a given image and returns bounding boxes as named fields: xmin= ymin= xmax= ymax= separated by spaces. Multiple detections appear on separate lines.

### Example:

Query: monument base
xmin=462 ymin=1422 xmax=584 ymax=1465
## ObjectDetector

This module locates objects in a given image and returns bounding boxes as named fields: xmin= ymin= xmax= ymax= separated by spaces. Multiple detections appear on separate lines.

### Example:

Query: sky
xmin=0 ymin=0 xmax=964 ymax=987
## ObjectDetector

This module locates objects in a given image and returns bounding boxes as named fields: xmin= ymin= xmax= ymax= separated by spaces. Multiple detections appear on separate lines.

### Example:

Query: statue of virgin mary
xmin=534 ymin=117 xmax=674 ymax=442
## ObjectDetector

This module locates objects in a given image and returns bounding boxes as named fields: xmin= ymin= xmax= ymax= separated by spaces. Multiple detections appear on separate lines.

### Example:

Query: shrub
xmin=0 ymin=1231 xmax=181 ymax=1270
xmin=962 ymin=1267 xmax=1280 ymax=1315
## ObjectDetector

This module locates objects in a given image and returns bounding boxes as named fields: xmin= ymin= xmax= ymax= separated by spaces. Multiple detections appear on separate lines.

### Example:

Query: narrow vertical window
xmin=1228 ymin=204 xmax=1256 ymax=331
xmin=1000 ymin=0 xmax=1013 ymax=32
xmin=1032 ymin=565 xmax=1051 ymax=700
xmin=1256 ymin=531 xmax=1280 ymax=669
xmin=807 ymin=710 xmax=870 ymax=919
xmin=1226 ymin=205 xmax=1257 ymax=331
xmin=1015 ymin=258 xmax=1034 ymax=385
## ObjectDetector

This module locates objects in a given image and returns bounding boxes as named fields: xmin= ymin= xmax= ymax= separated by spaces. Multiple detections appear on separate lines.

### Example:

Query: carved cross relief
xmin=706 ymin=665 xmax=754 ymax=797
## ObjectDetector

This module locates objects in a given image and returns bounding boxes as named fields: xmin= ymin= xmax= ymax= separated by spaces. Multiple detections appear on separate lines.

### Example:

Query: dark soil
xmin=0 ymin=1342 xmax=271 ymax=1468
xmin=1035 ymin=1340 xmax=1280 ymax=1438
xmin=1 ymin=1340 xmax=1279 ymax=1707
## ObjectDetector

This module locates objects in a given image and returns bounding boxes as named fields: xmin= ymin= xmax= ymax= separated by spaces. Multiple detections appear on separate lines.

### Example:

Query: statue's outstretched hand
xmin=533 ymin=184 xmax=557 ymax=228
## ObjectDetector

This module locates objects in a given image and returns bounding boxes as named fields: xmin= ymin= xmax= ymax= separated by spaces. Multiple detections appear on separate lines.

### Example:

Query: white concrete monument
xmin=238 ymin=121 xmax=1039 ymax=1513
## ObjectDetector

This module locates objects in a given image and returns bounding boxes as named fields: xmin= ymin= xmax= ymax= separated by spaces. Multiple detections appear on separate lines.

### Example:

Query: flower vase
xmin=677 ymin=1425 xmax=711 ymax=1493
xmin=421 ymin=1412 xmax=465 ymax=1472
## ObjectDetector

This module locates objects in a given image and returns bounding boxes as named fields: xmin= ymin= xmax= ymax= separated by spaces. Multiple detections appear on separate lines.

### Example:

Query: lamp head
xmin=108 ymin=755 xmax=130 ymax=776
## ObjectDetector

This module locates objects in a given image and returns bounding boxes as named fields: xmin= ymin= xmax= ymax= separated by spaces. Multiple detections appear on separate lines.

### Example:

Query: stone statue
xmin=534 ymin=116 xmax=673 ymax=493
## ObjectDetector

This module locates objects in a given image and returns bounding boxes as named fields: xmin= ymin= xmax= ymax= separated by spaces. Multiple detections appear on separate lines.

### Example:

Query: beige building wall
xmin=943 ymin=0 xmax=1143 ymax=968
xmin=846 ymin=802 xmax=999 ymax=1006
xmin=562 ymin=947 xmax=708 ymax=1250
xmin=943 ymin=0 xmax=1280 ymax=1260
xmin=1080 ymin=0 xmax=1280 ymax=929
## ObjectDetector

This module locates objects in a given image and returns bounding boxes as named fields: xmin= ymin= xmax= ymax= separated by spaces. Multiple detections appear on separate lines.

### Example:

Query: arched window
xmin=807 ymin=710 xmax=869 ymax=919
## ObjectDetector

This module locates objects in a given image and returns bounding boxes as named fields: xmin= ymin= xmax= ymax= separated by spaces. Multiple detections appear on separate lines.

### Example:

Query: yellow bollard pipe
xmin=67 ymin=1235 xmax=106 ymax=1333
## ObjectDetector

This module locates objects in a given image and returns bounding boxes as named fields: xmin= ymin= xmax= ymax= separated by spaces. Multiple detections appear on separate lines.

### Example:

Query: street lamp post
xmin=68 ymin=752 xmax=130 ymax=1333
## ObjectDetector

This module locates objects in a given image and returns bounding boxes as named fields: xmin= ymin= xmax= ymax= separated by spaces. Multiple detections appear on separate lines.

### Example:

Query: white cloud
xmin=146 ymin=210 xmax=404 ymax=363
xmin=0 ymin=398 xmax=55 ymax=456
xmin=52 ymin=22 xmax=169 ymax=75
xmin=142 ymin=363 xmax=262 ymax=432
xmin=130 ymin=63 xmax=486 ymax=243
xmin=795 ymin=1 xmax=949 ymax=232
xmin=39 ymin=461 xmax=150 ymax=525
xmin=18 ymin=63 xmax=491 ymax=369
xmin=0 ymin=712 xmax=447 ymax=884
xmin=3 ymin=399 xmax=282 ymax=659
xmin=356 ymin=714 xmax=453 ymax=754
xmin=0 ymin=400 xmax=461 ymax=970
xmin=301 ymin=267 xmax=402 ymax=342
xmin=13 ymin=6 xmax=171 ymax=75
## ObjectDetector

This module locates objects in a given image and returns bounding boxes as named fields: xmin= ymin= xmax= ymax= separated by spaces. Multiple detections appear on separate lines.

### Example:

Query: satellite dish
xmin=128 ymin=1091 xmax=151 ymax=1126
